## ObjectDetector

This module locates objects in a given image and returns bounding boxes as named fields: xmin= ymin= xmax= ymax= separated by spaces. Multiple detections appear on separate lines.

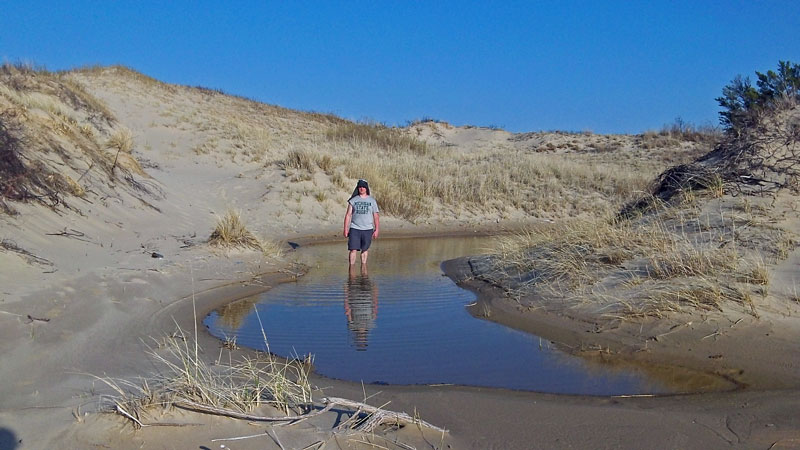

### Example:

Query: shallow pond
xmin=204 ymin=236 xmax=733 ymax=395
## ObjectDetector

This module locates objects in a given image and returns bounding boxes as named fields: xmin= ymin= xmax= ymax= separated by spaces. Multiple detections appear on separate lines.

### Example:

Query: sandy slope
xmin=1 ymin=67 xmax=799 ymax=449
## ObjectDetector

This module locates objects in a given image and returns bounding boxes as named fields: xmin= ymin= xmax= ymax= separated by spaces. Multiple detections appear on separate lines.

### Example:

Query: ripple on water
xmin=204 ymin=237 xmax=737 ymax=395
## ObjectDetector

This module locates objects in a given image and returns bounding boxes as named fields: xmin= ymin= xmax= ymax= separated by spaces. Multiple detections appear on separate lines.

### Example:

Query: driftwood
xmin=174 ymin=396 xmax=447 ymax=434
xmin=45 ymin=227 xmax=91 ymax=242
xmin=174 ymin=399 xmax=334 ymax=423
xmin=26 ymin=314 xmax=50 ymax=323
xmin=322 ymin=396 xmax=448 ymax=433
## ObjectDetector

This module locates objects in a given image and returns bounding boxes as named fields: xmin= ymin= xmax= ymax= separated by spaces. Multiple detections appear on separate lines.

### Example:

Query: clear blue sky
xmin=1 ymin=1 xmax=798 ymax=134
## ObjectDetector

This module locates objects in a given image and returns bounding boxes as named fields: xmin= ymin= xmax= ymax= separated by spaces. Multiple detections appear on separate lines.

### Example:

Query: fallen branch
xmin=26 ymin=314 xmax=50 ymax=323
xmin=211 ymin=431 xmax=269 ymax=442
xmin=701 ymin=329 xmax=722 ymax=340
xmin=176 ymin=397 xmax=447 ymax=434
xmin=323 ymin=397 xmax=448 ymax=433
xmin=45 ymin=227 xmax=91 ymax=242
xmin=174 ymin=399 xmax=333 ymax=423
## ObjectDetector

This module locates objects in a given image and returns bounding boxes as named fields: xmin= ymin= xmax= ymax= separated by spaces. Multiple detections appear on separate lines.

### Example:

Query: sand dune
xmin=1 ymin=64 xmax=798 ymax=449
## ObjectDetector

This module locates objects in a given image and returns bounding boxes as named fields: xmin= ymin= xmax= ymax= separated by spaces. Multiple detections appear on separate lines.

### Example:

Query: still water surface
xmin=204 ymin=236 xmax=733 ymax=395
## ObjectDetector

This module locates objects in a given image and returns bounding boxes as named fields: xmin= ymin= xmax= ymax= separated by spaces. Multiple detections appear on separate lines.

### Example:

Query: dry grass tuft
xmin=641 ymin=280 xmax=725 ymax=315
xmin=208 ymin=210 xmax=282 ymax=257
xmin=258 ymin=237 xmax=285 ymax=258
xmin=282 ymin=149 xmax=315 ymax=172
xmin=209 ymin=210 xmax=264 ymax=251
xmin=480 ymin=198 xmax=789 ymax=319
xmin=95 ymin=324 xmax=446 ymax=440
xmin=326 ymin=121 xmax=429 ymax=155
xmin=96 ymin=326 xmax=313 ymax=428
xmin=485 ymin=219 xmax=642 ymax=292
xmin=638 ymin=120 xmax=721 ymax=150
xmin=741 ymin=258 xmax=770 ymax=286
xmin=106 ymin=127 xmax=134 ymax=153
xmin=645 ymin=244 xmax=737 ymax=280
xmin=316 ymin=154 xmax=334 ymax=174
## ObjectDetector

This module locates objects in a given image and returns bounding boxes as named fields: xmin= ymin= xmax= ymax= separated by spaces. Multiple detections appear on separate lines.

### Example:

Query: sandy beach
xmin=2 ymin=65 xmax=800 ymax=449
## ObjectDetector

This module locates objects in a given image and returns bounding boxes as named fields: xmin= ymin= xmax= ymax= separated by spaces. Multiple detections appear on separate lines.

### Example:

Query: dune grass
xmin=323 ymin=138 xmax=658 ymax=221
xmin=106 ymin=127 xmax=133 ymax=153
xmin=208 ymin=209 xmax=282 ymax=257
xmin=209 ymin=210 xmax=261 ymax=249
xmin=95 ymin=319 xmax=445 ymax=441
xmin=95 ymin=324 xmax=313 ymax=428
xmin=0 ymin=63 xmax=165 ymax=214
xmin=281 ymin=149 xmax=315 ymax=172
xmin=326 ymin=121 xmax=429 ymax=155
xmin=482 ymin=198 xmax=791 ymax=318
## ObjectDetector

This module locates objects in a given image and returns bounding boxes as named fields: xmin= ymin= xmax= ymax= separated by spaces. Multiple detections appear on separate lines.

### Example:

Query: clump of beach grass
xmin=95 ymin=322 xmax=446 ymax=440
xmin=208 ymin=209 xmax=281 ymax=257
xmin=106 ymin=127 xmax=133 ymax=153
xmin=740 ymin=257 xmax=770 ymax=286
xmin=95 ymin=325 xmax=313 ymax=428
xmin=480 ymin=200 xmax=788 ymax=319
xmin=484 ymin=219 xmax=641 ymax=294
xmin=105 ymin=127 xmax=138 ymax=174
xmin=645 ymin=242 xmax=738 ymax=280
xmin=282 ymin=149 xmax=315 ymax=172
xmin=326 ymin=121 xmax=429 ymax=155
xmin=638 ymin=279 xmax=726 ymax=316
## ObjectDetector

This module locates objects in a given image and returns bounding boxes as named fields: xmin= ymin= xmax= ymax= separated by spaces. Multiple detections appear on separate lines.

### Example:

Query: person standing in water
xmin=343 ymin=179 xmax=380 ymax=265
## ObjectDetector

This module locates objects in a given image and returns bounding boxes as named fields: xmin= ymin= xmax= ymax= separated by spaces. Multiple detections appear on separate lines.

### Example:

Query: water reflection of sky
xmin=205 ymin=237 xmax=733 ymax=395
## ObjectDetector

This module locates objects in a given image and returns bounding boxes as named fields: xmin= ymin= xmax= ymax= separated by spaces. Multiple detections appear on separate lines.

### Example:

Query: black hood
xmin=350 ymin=179 xmax=370 ymax=198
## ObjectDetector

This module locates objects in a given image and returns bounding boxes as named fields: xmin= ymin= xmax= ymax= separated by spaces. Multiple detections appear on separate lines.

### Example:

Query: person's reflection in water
xmin=344 ymin=264 xmax=379 ymax=351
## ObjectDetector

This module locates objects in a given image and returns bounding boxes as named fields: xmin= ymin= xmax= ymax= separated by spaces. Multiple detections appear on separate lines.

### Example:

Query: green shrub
xmin=717 ymin=60 xmax=800 ymax=132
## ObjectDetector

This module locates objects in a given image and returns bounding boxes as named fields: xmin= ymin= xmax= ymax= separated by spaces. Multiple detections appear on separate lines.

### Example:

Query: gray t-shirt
xmin=349 ymin=195 xmax=379 ymax=230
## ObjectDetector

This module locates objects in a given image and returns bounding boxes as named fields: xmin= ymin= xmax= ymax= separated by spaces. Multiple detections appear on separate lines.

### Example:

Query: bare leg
xmin=361 ymin=250 xmax=369 ymax=265
xmin=349 ymin=250 xmax=358 ymax=265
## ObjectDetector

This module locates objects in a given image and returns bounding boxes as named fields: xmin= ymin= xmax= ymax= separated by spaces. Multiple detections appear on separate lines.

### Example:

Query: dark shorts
xmin=348 ymin=228 xmax=374 ymax=251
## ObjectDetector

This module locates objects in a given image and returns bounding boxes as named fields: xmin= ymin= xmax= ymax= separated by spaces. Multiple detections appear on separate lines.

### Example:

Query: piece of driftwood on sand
xmin=173 ymin=396 xmax=447 ymax=434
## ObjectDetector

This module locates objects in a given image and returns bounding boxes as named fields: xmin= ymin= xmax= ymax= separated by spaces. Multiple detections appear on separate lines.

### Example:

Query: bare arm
xmin=372 ymin=212 xmax=380 ymax=238
xmin=343 ymin=204 xmax=353 ymax=237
